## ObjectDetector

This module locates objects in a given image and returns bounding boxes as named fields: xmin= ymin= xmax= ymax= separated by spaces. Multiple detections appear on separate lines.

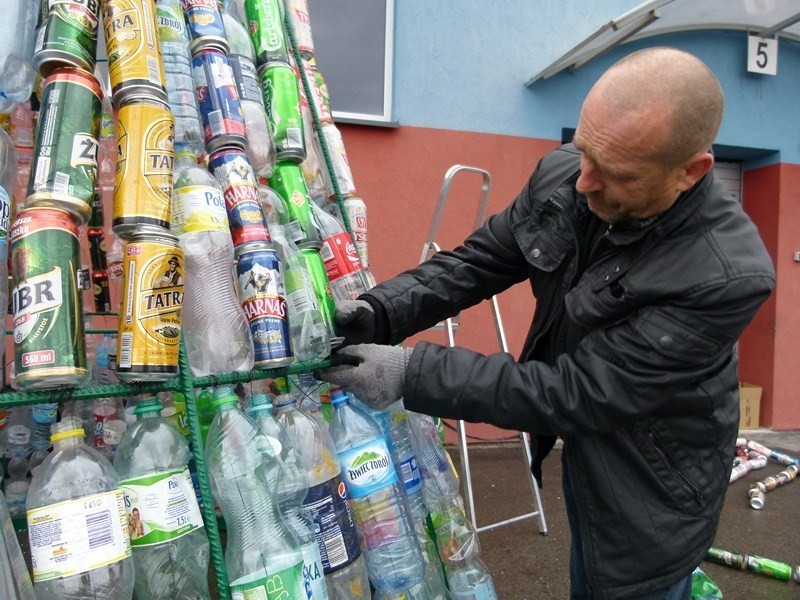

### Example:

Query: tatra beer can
xmin=245 ymin=0 xmax=289 ymax=65
xmin=26 ymin=68 xmax=101 ymax=225
xmin=298 ymin=248 xmax=335 ymax=331
xmin=208 ymin=148 xmax=270 ymax=246
xmin=93 ymin=270 xmax=111 ymax=313
xmin=102 ymin=0 xmax=169 ymax=106
xmin=268 ymin=161 xmax=322 ymax=249
xmin=117 ymin=226 xmax=183 ymax=381
xmin=192 ymin=49 xmax=248 ymax=153
xmin=181 ymin=0 xmax=228 ymax=53
xmin=33 ymin=0 xmax=101 ymax=77
xmin=112 ymin=100 xmax=175 ymax=239
xmin=234 ymin=242 xmax=293 ymax=368
xmin=260 ymin=62 xmax=306 ymax=162
xmin=10 ymin=208 xmax=88 ymax=390
xmin=286 ymin=0 xmax=315 ymax=58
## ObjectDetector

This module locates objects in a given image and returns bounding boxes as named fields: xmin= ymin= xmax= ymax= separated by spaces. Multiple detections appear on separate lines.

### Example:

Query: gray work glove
xmin=319 ymin=344 xmax=412 ymax=410
xmin=334 ymin=299 xmax=376 ymax=347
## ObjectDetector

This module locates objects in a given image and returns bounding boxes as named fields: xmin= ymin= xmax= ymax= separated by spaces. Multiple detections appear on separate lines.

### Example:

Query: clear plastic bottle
xmin=328 ymin=389 xmax=425 ymax=595
xmin=95 ymin=334 xmax=120 ymax=385
xmin=274 ymin=389 xmax=370 ymax=600
xmin=113 ymin=397 xmax=211 ymax=600
xmin=94 ymin=60 xmax=116 ymax=193
xmin=28 ymin=403 xmax=58 ymax=476
xmin=1 ymin=126 xmax=16 ymax=321
xmin=0 ymin=1 xmax=36 ymax=113
xmin=26 ymin=419 xmax=134 ymax=599
xmin=4 ymin=423 xmax=30 ymax=515
xmin=172 ymin=151 xmax=254 ymax=376
xmin=156 ymin=0 xmax=205 ymax=156
xmin=205 ymin=386 xmax=306 ymax=598
xmin=289 ymin=372 xmax=328 ymax=430
xmin=0 ymin=489 xmax=36 ymax=599
xmin=224 ymin=12 xmax=276 ymax=177
xmin=249 ymin=394 xmax=329 ymax=599
xmin=408 ymin=413 xmax=497 ymax=599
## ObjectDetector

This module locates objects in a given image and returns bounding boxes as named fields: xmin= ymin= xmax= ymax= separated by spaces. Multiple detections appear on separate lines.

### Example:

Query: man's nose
xmin=576 ymin=162 xmax=603 ymax=194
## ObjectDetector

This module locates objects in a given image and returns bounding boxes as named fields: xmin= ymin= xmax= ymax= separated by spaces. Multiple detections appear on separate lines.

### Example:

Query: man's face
xmin=573 ymin=92 xmax=688 ymax=223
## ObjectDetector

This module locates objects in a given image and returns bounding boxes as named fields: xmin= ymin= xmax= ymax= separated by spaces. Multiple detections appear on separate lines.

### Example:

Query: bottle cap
xmin=330 ymin=389 xmax=350 ymax=407
xmin=50 ymin=426 xmax=84 ymax=443
xmin=249 ymin=394 xmax=273 ymax=413
xmin=211 ymin=386 xmax=239 ymax=408
xmin=134 ymin=396 xmax=163 ymax=415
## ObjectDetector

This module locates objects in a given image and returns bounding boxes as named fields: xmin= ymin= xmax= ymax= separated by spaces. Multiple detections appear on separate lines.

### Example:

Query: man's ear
xmin=676 ymin=152 xmax=714 ymax=193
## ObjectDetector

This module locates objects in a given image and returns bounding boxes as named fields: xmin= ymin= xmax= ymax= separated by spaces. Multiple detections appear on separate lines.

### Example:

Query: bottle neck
xmin=53 ymin=437 xmax=83 ymax=450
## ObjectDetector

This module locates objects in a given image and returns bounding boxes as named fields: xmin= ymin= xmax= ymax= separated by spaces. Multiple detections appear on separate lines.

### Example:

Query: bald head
xmin=587 ymin=47 xmax=724 ymax=166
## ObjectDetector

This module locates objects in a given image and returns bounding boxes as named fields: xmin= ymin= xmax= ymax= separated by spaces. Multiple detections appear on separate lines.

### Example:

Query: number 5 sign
xmin=748 ymin=35 xmax=778 ymax=75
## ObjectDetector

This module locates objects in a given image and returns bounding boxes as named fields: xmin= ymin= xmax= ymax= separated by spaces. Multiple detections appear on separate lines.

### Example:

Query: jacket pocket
xmin=646 ymin=427 xmax=707 ymax=514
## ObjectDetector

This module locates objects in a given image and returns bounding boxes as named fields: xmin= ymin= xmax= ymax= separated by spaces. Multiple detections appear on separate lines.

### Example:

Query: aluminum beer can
xmin=88 ymin=227 xmax=107 ymax=271
xmin=89 ymin=188 xmax=105 ymax=228
xmin=298 ymin=248 xmax=336 ymax=330
xmin=245 ymin=0 xmax=289 ymax=65
xmin=322 ymin=122 xmax=357 ymax=198
xmin=26 ymin=68 xmax=101 ymax=225
xmin=117 ymin=226 xmax=183 ymax=381
xmin=192 ymin=49 xmax=248 ymax=153
xmin=181 ymin=0 xmax=228 ymax=53
xmin=286 ymin=0 xmax=315 ymax=58
xmin=10 ymin=208 xmax=88 ymax=390
xmin=260 ymin=62 xmax=306 ymax=162
xmin=208 ymin=147 xmax=270 ymax=246
xmin=268 ymin=161 xmax=322 ymax=249
xmin=33 ymin=0 xmax=101 ymax=77
xmin=302 ymin=57 xmax=333 ymax=125
xmin=92 ymin=270 xmax=111 ymax=313
xmin=102 ymin=0 xmax=169 ymax=106
xmin=112 ymin=100 xmax=175 ymax=239
xmin=344 ymin=195 xmax=368 ymax=266
xmin=234 ymin=242 xmax=293 ymax=368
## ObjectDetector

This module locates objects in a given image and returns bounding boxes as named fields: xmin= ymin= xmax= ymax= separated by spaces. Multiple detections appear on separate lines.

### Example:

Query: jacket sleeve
xmin=402 ymin=272 xmax=775 ymax=436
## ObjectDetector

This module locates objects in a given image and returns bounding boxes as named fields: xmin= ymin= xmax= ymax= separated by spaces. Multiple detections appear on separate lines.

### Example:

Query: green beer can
xmin=298 ymin=248 xmax=336 ymax=332
xmin=259 ymin=62 xmax=307 ymax=162
xmin=10 ymin=207 xmax=88 ymax=390
xmin=268 ymin=161 xmax=321 ymax=249
xmin=33 ymin=0 xmax=101 ymax=77
xmin=245 ymin=0 xmax=289 ymax=65
xmin=26 ymin=68 xmax=101 ymax=225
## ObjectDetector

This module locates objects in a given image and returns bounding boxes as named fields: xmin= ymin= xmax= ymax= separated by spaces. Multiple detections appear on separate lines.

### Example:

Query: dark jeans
xmin=562 ymin=458 xmax=693 ymax=600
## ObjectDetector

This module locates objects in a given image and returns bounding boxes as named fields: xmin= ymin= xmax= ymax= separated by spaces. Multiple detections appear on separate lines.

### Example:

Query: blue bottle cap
xmin=331 ymin=389 xmax=350 ymax=407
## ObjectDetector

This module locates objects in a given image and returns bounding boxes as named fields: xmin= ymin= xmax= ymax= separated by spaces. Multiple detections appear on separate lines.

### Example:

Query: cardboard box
xmin=739 ymin=382 xmax=762 ymax=430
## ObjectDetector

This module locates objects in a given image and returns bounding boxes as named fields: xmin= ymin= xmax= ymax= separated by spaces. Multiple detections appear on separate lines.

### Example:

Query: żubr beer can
xmin=26 ymin=68 xmax=101 ymax=225
xmin=103 ymin=0 xmax=168 ymax=107
xmin=112 ymin=100 xmax=175 ymax=239
xmin=208 ymin=147 xmax=270 ymax=246
xmin=192 ymin=49 xmax=248 ymax=153
xmin=286 ymin=0 xmax=315 ymax=58
xmin=245 ymin=0 xmax=289 ymax=65
xmin=33 ymin=0 xmax=101 ymax=77
xmin=10 ymin=207 xmax=88 ymax=390
xmin=117 ymin=226 xmax=183 ymax=382
xmin=234 ymin=241 xmax=293 ymax=368
xmin=268 ymin=161 xmax=322 ymax=249
xmin=260 ymin=62 xmax=306 ymax=162
xmin=181 ymin=0 xmax=228 ymax=53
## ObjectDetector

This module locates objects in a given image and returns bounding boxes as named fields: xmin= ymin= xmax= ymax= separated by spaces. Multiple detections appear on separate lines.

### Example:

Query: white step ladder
xmin=419 ymin=164 xmax=548 ymax=536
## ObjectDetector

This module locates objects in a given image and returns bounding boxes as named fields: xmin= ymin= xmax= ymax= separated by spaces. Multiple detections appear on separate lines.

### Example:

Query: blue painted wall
xmin=393 ymin=2 xmax=800 ymax=164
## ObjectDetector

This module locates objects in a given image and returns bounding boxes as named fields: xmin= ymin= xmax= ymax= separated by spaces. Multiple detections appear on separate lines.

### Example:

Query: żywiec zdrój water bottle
xmin=407 ymin=413 xmax=497 ymax=599
xmin=0 ymin=490 xmax=36 ymax=599
xmin=113 ymin=397 xmax=210 ymax=600
xmin=156 ymin=0 xmax=205 ymax=156
xmin=26 ymin=419 xmax=134 ymax=599
xmin=205 ymin=386 xmax=307 ymax=599
xmin=172 ymin=151 xmax=254 ymax=376
xmin=328 ymin=390 xmax=425 ymax=595
xmin=274 ymin=388 xmax=370 ymax=600
xmin=249 ymin=394 xmax=329 ymax=599
xmin=0 ymin=1 xmax=36 ymax=112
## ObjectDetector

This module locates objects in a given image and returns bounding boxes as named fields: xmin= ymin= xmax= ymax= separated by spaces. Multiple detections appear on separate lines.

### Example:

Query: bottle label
xmin=300 ymin=541 xmax=328 ymax=600
xmin=230 ymin=560 xmax=305 ymax=599
xmin=337 ymin=438 xmax=398 ymax=499
xmin=119 ymin=467 xmax=205 ymax=547
xmin=2 ymin=514 xmax=34 ymax=594
xmin=27 ymin=489 xmax=132 ymax=582
xmin=320 ymin=232 xmax=362 ymax=282
xmin=398 ymin=456 xmax=422 ymax=496
xmin=303 ymin=475 xmax=361 ymax=573
xmin=451 ymin=578 xmax=498 ymax=600
xmin=171 ymin=185 xmax=229 ymax=234
xmin=229 ymin=54 xmax=265 ymax=105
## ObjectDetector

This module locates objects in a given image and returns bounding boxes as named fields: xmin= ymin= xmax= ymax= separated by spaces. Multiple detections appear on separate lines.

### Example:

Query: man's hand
xmin=334 ymin=299 xmax=377 ymax=347
xmin=319 ymin=344 xmax=412 ymax=410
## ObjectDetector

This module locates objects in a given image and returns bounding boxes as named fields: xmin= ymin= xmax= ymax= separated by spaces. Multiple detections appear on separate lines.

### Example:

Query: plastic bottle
xmin=0 ymin=490 xmax=36 ymax=599
xmin=0 ymin=1 xmax=36 ymax=113
xmin=223 ymin=12 xmax=275 ymax=177
xmin=289 ymin=372 xmax=328 ymax=430
xmin=27 ymin=403 xmax=58 ymax=476
xmin=407 ymin=413 xmax=497 ymax=599
xmin=113 ymin=397 xmax=211 ymax=600
xmin=4 ymin=422 xmax=30 ymax=515
xmin=328 ymin=389 xmax=425 ymax=594
xmin=249 ymin=394 xmax=329 ymax=599
xmin=205 ymin=386 xmax=307 ymax=597
xmin=274 ymin=388 xmax=370 ymax=600
xmin=172 ymin=151 xmax=254 ymax=376
xmin=94 ymin=60 xmax=116 ymax=193
xmin=95 ymin=334 xmax=120 ymax=385
xmin=1 ymin=126 xmax=16 ymax=322
xmin=26 ymin=419 xmax=135 ymax=599
xmin=156 ymin=0 xmax=205 ymax=156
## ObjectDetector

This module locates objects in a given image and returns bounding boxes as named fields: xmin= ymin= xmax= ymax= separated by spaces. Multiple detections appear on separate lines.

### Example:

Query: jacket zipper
xmin=649 ymin=431 xmax=705 ymax=505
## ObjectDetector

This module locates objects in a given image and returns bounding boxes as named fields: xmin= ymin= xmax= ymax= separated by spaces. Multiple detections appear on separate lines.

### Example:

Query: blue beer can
xmin=192 ymin=48 xmax=247 ymax=153
xmin=181 ymin=0 xmax=228 ymax=53
xmin=234 ymin=242 xmax=293 ymax=368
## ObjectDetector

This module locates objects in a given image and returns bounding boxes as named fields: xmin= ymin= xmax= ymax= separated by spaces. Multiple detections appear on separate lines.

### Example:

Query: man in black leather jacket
xmin=321 ymin=47 xmax=776 ymax=599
